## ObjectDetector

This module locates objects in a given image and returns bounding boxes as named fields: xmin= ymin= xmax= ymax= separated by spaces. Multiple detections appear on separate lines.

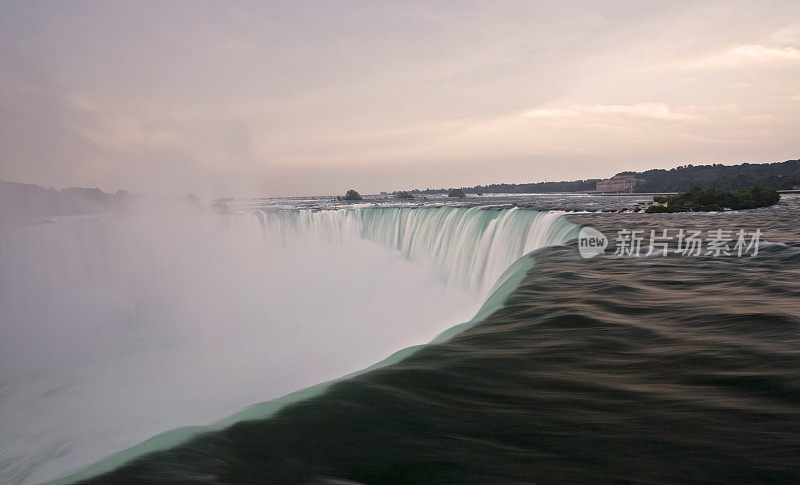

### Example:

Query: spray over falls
xmin=0 ymin=205 xmax=577 ymax=484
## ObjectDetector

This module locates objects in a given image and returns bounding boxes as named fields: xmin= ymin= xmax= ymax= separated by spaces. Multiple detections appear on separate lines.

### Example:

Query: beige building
xmin=596 ymin=174 xmax=645 ymax=193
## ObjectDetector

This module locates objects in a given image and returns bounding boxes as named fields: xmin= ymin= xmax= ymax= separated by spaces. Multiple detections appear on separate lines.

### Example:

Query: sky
xmin=1 ymin=1 xmax=799 ymax=197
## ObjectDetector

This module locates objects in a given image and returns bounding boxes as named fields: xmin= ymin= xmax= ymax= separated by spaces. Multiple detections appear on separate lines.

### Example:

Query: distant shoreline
xmin=399 ymin=158 xmax=800 ymax=196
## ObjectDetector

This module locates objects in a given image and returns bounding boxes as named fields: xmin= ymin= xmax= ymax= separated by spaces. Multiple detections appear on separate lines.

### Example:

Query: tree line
xmin=401 ymin=159 xmax=800 ymax=195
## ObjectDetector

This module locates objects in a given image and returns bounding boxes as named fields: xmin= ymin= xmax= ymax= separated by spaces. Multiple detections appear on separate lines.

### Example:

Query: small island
xmin=393 ymin=191 xmax=414 ymax=200
xmin=645 ymin=186 xmax=780 ymax=213
xmin=337 ymin=189 xmax=363 ymax=201
xmin=448 ymin=188 xmax=466 ymax=198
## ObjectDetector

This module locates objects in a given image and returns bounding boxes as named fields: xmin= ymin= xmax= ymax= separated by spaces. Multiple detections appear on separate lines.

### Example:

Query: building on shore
xmin=596 ymin=174 xmax=645 ymax=193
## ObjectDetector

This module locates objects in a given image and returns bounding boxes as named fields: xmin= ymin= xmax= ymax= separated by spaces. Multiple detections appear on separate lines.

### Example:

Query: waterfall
xmin=0 ymin=204 xmax=577 ymax=484
xmin=254 ymin=206 xmax=578 ymax=294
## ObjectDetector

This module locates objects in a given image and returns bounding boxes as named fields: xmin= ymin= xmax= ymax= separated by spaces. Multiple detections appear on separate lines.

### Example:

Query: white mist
xmin=0 ymin=204 xmax=576 ymax=483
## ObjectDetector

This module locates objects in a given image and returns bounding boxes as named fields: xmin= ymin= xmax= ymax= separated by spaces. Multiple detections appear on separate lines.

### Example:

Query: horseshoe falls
xmin=255 ymin=206 xmax=577 ymax=294
xmin=0 ymin=204 xmax=577 ymax=484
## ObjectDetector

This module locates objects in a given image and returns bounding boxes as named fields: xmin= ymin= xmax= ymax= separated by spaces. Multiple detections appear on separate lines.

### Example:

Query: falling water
xmin=0 ymin=205 xmax=577 ymax=483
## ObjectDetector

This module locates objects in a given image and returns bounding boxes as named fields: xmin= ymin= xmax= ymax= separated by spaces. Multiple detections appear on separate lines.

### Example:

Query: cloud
xmin=690 ymin=43 xmax=800 ymax=68
xmin=522 ymin=108 xmax=578 ymax=119
xmin=766 ymin=25 xmax=800 ymax=47
xmin=438 ymin=99 xmax=791 ymax=169
xmin=586 ymin=103 xmax=702 ymax=120
xmin=730 ymin=44 xmax=800 ymax=60
xmin=523 ymin=103 xmax=702 ymax=121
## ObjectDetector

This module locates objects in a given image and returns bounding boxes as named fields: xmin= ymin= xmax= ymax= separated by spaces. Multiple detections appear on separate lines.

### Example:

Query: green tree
xmin=343 ymin=189 xmax=362 ymax=201
xmin=646 ymin=186 xmax=780 ymax=212
xmin=448 ymin=188 xmax=466 ymax=198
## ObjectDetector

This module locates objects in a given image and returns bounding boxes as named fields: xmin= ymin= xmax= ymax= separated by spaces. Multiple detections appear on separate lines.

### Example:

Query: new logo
xmin=578 ymin=226 xmax=608 ymax=258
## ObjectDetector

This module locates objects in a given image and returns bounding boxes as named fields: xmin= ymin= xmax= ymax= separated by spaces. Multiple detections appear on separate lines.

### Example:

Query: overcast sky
xmin=1 ymin=1 xmax=799 ymax=197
